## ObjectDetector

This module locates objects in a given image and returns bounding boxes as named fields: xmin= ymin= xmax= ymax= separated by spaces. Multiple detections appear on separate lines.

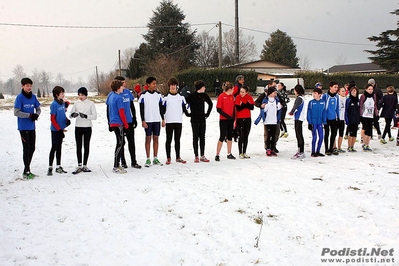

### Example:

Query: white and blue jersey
xmin=50 ymin=100 xmax=67 ymax=131
xmin=290 ymin=96 xmax=306 ymax=121
xmin=307 ymin=99 xmax=326 ymax=125
xmin=14 ymin=93 xmax=40 ymax=130
xmin=321 ymin=93 xmax=339 ymax=120
xmin=106 ymin=92 xmax=124 ymax=125
xmin=120 ymin=88 xmax=134 ymax=123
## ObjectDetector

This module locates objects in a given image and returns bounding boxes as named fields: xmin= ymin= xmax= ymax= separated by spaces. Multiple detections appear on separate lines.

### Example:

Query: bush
xmin=176 ymin=68 xmax=258 ymax=94
xmin=295 ymin=71 xmax=399 ymax=92
xmin=0 ymin=92 xmax=4 ymax=99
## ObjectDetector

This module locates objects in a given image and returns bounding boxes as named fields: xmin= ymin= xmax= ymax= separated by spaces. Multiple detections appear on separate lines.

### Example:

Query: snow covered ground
xmin=0 ymin=95 xmax=398 ymax=265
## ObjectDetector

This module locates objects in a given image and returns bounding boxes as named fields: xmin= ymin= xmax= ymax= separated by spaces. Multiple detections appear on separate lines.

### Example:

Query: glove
xmin=66 ymin=119 xmax=71 ymax=127
xmin=30 ymin=113 xmax=39 ymax=121
xmin=133 ymin=119 xmax=137 ymax=129
xmin=308 ymin=124 xmax=313 ymax=131
xmin=64 ymin=101 xmax=70 ymax=109
xmin=79 ymin=113 xmax=88 ymax=119
xmin=108 ymin=126 xmax=114 ymax=132
xmin=71 ymin=113 xmax=79 ymax=118
xmin=59 ymin=130 xmax=65 ymax=139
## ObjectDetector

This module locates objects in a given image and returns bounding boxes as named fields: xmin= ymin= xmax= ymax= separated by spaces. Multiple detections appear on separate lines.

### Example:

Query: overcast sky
xmin=0 ymin=0 xmax=397 ymax=83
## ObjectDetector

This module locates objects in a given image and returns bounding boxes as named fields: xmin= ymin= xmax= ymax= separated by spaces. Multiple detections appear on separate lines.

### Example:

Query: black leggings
xmin=165 ymin=123 xmax=182 ymax=158
xmin=236 ymin=118 xmax=251 ymax=154
xmin=295 ymin=120 xmax=304 ymax=153
xmin=121 ymin=122 xmax=137 ymax=165
xmin=265 ymin=124 xmax=277 ymax=150
xmin=218 ymin=120 xmax=234 ymax=142
xmin=20 ymin=130 xmax=36 ymax=173
xmin=49 ymin=130 xmax=64 ymax=166
xmin=280 ymin=107 xmax=288 ymax=132
xmin=191 ymin=121 xmax=206 ymax=157
xmin=382 ymin=117 xmax=392 ymax=139
xmin=113 ymin=126 xmax=125 ymax=168
xmin=324 ymin=119 xmax=338 ymax=151
xmin=75 ymin=127 xmax=92 ymax=166
xmin=361 ymin=117 xmax=373 ymax=137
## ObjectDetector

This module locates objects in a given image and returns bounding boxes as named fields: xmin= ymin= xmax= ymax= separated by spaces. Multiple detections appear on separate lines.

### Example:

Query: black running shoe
xmin=227 ymin=154 xmax=236 ymax=160
xmin=215 ymin=155 xmax=220 ymax=161
xmin=132 ymin=163 xmax=142 ymax=169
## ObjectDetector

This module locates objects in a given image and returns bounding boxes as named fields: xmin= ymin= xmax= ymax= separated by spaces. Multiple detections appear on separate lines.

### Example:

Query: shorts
xmin=144 ymin=122 xmax=161 ymax=136
xmin=219 ymin=119 xmax=234 ymax=142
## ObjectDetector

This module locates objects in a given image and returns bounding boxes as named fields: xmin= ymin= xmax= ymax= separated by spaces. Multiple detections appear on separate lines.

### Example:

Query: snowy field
xmin=0 ymin=95 xmax=398 ymax=265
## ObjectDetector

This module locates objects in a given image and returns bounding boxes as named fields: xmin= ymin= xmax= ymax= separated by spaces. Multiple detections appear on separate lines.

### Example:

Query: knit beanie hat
xmin=78 ymin=87 xmax=88 ymax=96
xmin=368 ymin=79 xmax=375 ymax=85
xmin=195 ymin=81 xmax=205 ymax=91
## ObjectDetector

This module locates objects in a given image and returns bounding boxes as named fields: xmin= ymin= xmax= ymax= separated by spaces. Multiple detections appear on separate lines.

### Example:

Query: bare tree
xmin=334 ymin=54 xmax=347 ymax=65
xmin=12 ymin=65 xmax=27 ymax=95
xmin=194 ymin=31 xmax=218 ymax=67
xmin=221 ymin=29 xmax=257 ymax=66
xmin=39 ymin=70 xmax=53 ymax=96
xmin=121 ymin=48 xmax=136 ymax=70
xmin=299 ymin=55 xmax=312 ymax=70
xmin=145 ymin=54 xmax=183 ymax=95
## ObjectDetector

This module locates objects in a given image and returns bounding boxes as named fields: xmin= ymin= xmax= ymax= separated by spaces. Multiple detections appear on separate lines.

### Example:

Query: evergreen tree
xmin=260 ymin=29 xmax=299 ymax=67
xmin=37 ymin=88 xmax=41 ymax=98
xmin=142 ymin=0 xmax=198 ymax=70
xmin=365 ymin=9 xmax=399 ymax=72
xmin=0 ymin=92 xmax=4 ymax=99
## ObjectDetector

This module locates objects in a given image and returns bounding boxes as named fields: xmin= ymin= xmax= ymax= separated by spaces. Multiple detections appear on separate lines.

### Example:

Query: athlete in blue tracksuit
xmin=307 ymin=88 xmax=326 ymax=156
xmin=321 ymin=81 xmax=340 ymax=155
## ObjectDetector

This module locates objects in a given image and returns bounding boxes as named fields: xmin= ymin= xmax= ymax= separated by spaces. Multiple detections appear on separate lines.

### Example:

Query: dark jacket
xmin=345 ymin=96 xmax=360 ymax=125
xmin=379 ymin=94 xmax=398 ymax=119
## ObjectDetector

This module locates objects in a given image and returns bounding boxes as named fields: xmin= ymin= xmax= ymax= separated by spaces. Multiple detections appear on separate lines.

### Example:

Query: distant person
xmin=139 ymin=76 xmax=165 ymax=167
xmin=214 ymin=78 xmax=221 ymax=97
xmin=360 ymin=83 xmax=378 ymax=151
xmin=233 ymin=75 xmax=245 ymax=98
xmin=106 ymin=80 xmax=129 ymax=174
xmin=162 ymin=78 xmax=189 ymax=165
xmin=262 ymin=87 xmax=282 ymax=157
xmin=379 ymin=85 xmax=398 ymax=144
xmin=307 ymin=88 xmax=326 ymax=157
xmin=185 ymin=80 xmax=213 ymax=162
xmin=115 ymin=76 xmax=141 ymax=169
xmin=14 ymin=77 xmax=41 ymax=179
xmin=134 ymin=83 xmax=141 ymax=98
xmin=235 ymin=85 xmax=254 ymax=159
xmin=368 ymin=78 xmax=383 ymax=139
xmin=179 ymin=82 xmax=191 ymax=99
xmin=69 ymin=87 xmax=97 ymax=174
xmin=47 ymin=86 xmax=71 ymax=176
xmin=315 ymin=82 xmax=323 ymax=90
xmin=215 ymin=82 xmax=236 ymax=161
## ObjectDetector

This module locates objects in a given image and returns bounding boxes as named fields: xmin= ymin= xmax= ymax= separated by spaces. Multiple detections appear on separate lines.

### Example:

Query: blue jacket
xmin=254 ymin=97 xmax=281 ymax=125
xmin=307 ymin=99 xmax=326 ymax=125
xmin=321 ymin=93 xmax=339 ymax=120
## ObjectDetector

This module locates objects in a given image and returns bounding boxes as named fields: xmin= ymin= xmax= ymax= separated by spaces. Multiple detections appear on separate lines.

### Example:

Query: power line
xmin=0 ymin=22 xmax=216 ymax=29
xmin=63 ymin=67 xmax=96 ymax=76
xmin=222 ymin=23 xmax=375 ymax=47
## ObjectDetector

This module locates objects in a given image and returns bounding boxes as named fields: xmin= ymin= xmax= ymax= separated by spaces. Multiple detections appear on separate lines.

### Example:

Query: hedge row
xmin=175 ymin=68 xmax=258 ymax=94
xmin=295 ymin=71 xmax=399 ymax=91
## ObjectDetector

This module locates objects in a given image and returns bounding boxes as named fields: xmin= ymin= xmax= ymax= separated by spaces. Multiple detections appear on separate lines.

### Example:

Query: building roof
xmin=325 ymin=63 xmax=386 ymax=73
xmin=228 ymin=59 xmax=300 ymax=69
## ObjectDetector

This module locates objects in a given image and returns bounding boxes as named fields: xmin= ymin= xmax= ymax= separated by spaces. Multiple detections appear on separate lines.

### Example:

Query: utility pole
xmin=118 ymin=49 xmax=121 ymax=76
xmin=95 ymin=66 xmax=100 ymax=95
xmin=235 ymin=0 xmax=239 ymax=64
xmin=218 ymin=21 xmax=222 ymax=69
